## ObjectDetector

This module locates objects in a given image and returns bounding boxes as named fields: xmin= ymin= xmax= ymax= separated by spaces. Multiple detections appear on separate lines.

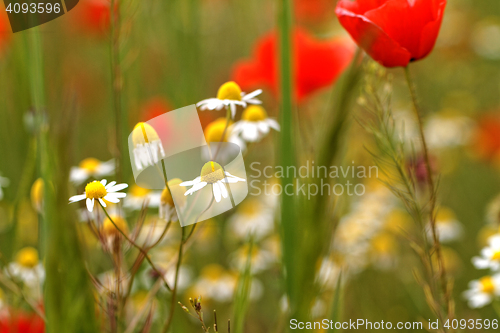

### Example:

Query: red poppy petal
xmin=336 ymin=7 xmax=412 ymax=67
xmin=415 ymin=0 xmax=447 ymax=59
xmin=337 ymin=0 xmax=388 ymax=15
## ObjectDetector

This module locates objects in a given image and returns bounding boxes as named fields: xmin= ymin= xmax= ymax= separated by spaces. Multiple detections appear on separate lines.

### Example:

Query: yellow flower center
xmin=130 ymin=185 xmax=151 ymax=197
xmin=205 ymin=118 xmax=232 ymax=143
xmin=242 ymin=105 xmax=267 ymax=122
xmin=85 ymin=181 xmax=107 ymax=199
xmin=492 ymin=250 xmax=500 ymax=261
xmin=161 ymin=178 xmax=184 ymax=206
xmin=217 ymin=81 xmax=242 ymax=101
xmin=79 ymin=158 xmax=101 ymax=173
xmin=480 ymin=276 xmax=496 ymax=294
xmin=201 ymin=264 xmax=225 ymax=280
xmin=237 ymin=199 xmax=262 ymax=217
xmin=30 ymin=178 xmax=44 ymax=212
xmin=132 ymin=122 xmax=160 ymax=146
xmin=102 ymin=215 xmax=129 ymax=237
xmin=15 ymin=247 xmax=39 ymax=268
xmin=200 ymin=161 xmax=225 ymax=184
xmin=436 ymin=207 xmax=456 ymax=223
xmin=371 ymin=234 xmax=397 ymax=254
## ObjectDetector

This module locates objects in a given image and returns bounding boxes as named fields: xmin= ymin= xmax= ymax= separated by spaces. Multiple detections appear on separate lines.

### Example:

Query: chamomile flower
xmin=190 ymin=264 xmax=237 ymax=302
xmin=232 ymin=105 xmax=280 ymax=143
xmin=69 ymin=158 xmax=115 ymax=185
xmin=159 ymin=178 xmax=186 ymax=222
xmin=197 ymin=81 xmax=262 ymax=119
xmin=426 ymin=207 xmax=463 ymax=243
xmin=69 ymin=179 xmax=128 ymax=212
xmin=123 ymin=184 xmax=161 ymax=210
xmin=6 ymin=247 xmax=45 ymax=288
xmin=0 ymin=173 xmax=9 ymax=200
xmin=204 ymin=117 xmax=245 ymax=149
xmin=472 ymin=235 xmax=500 ymax=271
xmin=180 ymin=161 xmax=246 ymax=203
xmin=463 ymin=274 xmax=500 ymax=308
xmin=131 ymin=122 xmax=165 ymax=171
xmin=228 ymin=198 xmax=275 ymax=241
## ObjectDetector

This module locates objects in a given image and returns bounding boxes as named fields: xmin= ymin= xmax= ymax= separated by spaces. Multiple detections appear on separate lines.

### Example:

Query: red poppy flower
xmin=232 ymin=28 xmax=355 ymax=102
xmin=0 ymin=312 xmax=45 ymax=333
xmin=74 ymin=0 xmax=112 ymax=35
xmin=473 ymin=115 xmax=500 ymax=162
xmin=336 ymin=0 xmax=447 ymax=67
xmin=0 ymin=10 xmax=11 ymax=52
xmin=141 ymin=97 xmax=172 ymax=121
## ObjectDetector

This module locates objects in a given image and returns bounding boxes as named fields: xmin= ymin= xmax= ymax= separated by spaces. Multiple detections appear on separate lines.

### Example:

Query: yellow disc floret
xmin=205 ymin=118 xmax=232 ymax=143
xmin=200 ymin=161 xmax=225 ymax=184
xmin=85 ymin=181 xmax=107 ymax=199
xmin=480 ymin=276 xmax=496 ymax=294
xmin=492 ymin=250 xmax=500 ymax=261
xmin=129 ymin=185 xmax=151 ymax=197
xmin=242 ymin=105 xmax=267 ymax=122
xmin=79 ymin=158 xmax=101 ymax=173
xmin=15 ymin=247 xmax=39 ymax=268
xmin=161 ymin=178 xmax=185 ymax=206
xmin=132 ymin=122 xmax=160 ymax=145
xmin=102 ymin=215 xmax=129 ymax=237
xmin=217 ymin=81 xmax=242 ymax=101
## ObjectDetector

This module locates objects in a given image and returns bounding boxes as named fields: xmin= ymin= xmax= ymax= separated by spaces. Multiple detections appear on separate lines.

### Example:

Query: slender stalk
xmin=161 ymin=227 xmax=186 ymax=333
xmin=110 ymin=0 xmax=125 ymax=182
xmin=404 ymin=66 xmax=451 ymax=317
xmin=98 ymin=202 xmax=172 ymax=291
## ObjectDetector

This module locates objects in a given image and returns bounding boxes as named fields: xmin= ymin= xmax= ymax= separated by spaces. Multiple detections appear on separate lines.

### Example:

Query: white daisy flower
xmin=131 ymin=122 xmax=165 ymax=171
xmin=463 ymin=274 xmax=500 ymax=308
xmin=0 ymin=174 xmax=9 ymax=201
xmin=426 ymin=207 xmax=463 ymax=243
xmin=180 ymin=161 xmax=246 ymax=203
xmin=473 ymin=235 xmax=500 ymax=271
xmin=6 ymin=247 xmax=45 ymax=288
xmin=197 ymin=81 xmax=262 ymax=119
xmin=424 ymin=115 xmax=474 ymax=149
xmin=230 ymin=244 xmax=276 ymax=274
xmin=123 ymin=184 xmax=161 ymax=210
xmin=232 ymin=105 xmax=280 ymax=143
xmin=69 ymin=179 xmax=128 ymax=212
xmin=228 ymin=198 xmax=275 ymax=241
xmin=69 ymin=158 xmax=115 ymax=185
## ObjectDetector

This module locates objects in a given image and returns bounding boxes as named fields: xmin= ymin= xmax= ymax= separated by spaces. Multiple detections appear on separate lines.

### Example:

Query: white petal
xmin=180 ymin=177 xmax=201 ymax=187
xmin=69 ymin=194 xmax=87 ymax=203
xmin=69 ymin=168 xmax=89 ymax=184
xmin=243 ymin=89 xmax=262 ymax=100
xmin=222 ymin=177 xmax=240 ymax=183
xmin=86 ymin=198 xmax=94 ymax=212
xmin=96 ymin=160 xmax=115 ymax=175
xmin=266 ymin=118 xmax=281 ymax=131
xmin=107 ymin=183 xmax=128 ymax=192
xmin=225 ymin=172 xmax=246 ymax=181
xmin=105 ymin=181 xmax=117 ymax=189
xmin=185 ymin=182 xmax=207 ymax=196
xmin=104 ymin=194 xmax=120 ymax=203
xmin=212 ymin=183 xmax=222 ymax=202
xmin=257 ymin=121 xmax=270 ymax=134
xmin=242 ymin=125 xmax=260 ymax=142
xmin=218 ymin=181 xmax=228 ymax=198
xmin=100 ymin=179 xmax=107 ymax=186
xmin=231 ymin=103 xmax=237 ymax=119
xmin=99 ymin=198 xmax=107 ymax=207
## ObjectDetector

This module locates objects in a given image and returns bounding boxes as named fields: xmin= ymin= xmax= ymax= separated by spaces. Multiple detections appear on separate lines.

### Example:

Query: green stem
xmin=404 ymin=66 xmax=451 ymax=319
xmin=98 ymin=202 xmax=172 ymax=291
xmin=278 ymin=0 xmax=297 ymax=319
xmin=161 ymin=227 xmax=186 ymax=333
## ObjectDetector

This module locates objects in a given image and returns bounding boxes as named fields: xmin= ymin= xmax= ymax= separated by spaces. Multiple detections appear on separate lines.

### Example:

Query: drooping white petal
xmin=180 ymin=177 xmax=201 ymax=187
xmin=99 ymin=198 xmax=107 ymax=207
xmin=222 ymin=177 xmax=240 ymax=183
xmin=230 ymin=103 xmax=237 ymax=119
xmin=104 ymin=194 xmax=120 ymax=203
xmin=185 ymin=182 xmax=207 ymax=196
xmin=218 ymin=181 xmax=228 ymax=198
xmin=100 ymin=179 xmax=107 ymax=186
xmin=212 ymin=183 xmax=222 ymax=202
xmin=225 ymin=172 xmax=246 ymax=181
xmin=105 ymin=181 xmax=117 ymax=189
xmin=69 ymin=194 xmax=87 ymax=203
xmin=86 ymin=198 xmax=94 ymax=212
xmin=258 ymin=121 xmax=270 ymax=134
xmin=266 ymin=118 xmax=281 ymax=131
xmin=242 ymin=89 xmax=262 ymax=100
xmin=242 ymin=124 xmax=260 ymax=142
xmin=96 ymin=160 xmax=115 ymax=175
xmin=107 ymin=183 xmax=128 ymax=192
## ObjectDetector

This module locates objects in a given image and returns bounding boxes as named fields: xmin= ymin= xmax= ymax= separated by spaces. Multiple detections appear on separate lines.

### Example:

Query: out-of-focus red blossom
xmin=294 ymin=0 xmax=336 ymax=22
xmin=408 ymin=154 xmax=437 ymax=185
xmin=232 ymin=28 xmax=355 ymax=102
xmin=75 ymin=0 xmax=112 ymax=35
xmin=335 ymin=0 xmax=447 ymax=67
xmin=472 ymin=115 xmax=500 ymax=162
xmin=0 ymin=10 xmax=11 ymax=52
xmin=0 ymin=312 xmax=45 ymax=333
xmin=141 ymin=97 xmax=172 ymax=121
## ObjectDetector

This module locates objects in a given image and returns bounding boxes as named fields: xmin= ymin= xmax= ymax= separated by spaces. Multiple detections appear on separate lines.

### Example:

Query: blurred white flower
xmin=69 ymin=179 xmax=128 ymax=212
xmin=473 ymin=235 xmax=500 ymax=271
xmin=69 ymin=158 xmax=115 ymax=185
xmin=123 ymin=184 xmax=161 ymax=210
xmin=6 ymin=247 xmax=44 ymax=289
xmin=426 ymin=207 xmax=463 ymax=243
xmin=463 ymin=274 xmax=500 ymax=308
xmin=228 ymin=198 xmax=275 ymax=241
xmin=231 ymin=105 xmax=280 ymax=143
xmin=471 ymin=20 xmax=500 ymax=59
xmin=197 ymin=81 xmax=262 ymax=119
xmin=230 ymin=244 xmax=276 ymax=274
xmin=424 ymin=115 xmax=474 ymax=149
